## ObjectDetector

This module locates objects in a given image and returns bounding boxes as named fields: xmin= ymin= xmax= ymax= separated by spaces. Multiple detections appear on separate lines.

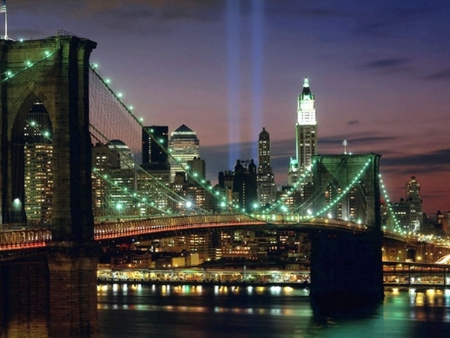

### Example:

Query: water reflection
xmin=98 ymin=285 xmax=450 ymax=338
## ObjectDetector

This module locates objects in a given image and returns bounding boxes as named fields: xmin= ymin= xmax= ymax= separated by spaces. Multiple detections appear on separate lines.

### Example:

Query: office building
xmin=24 ymin=101 xmax=53 ymax=224
xmin=257 ymin=128 xmax=276 ymax=207
xmin=233 ymin=159 xmax=257 ymax=212
xmin=405 ymin=176 xmax=423 ymax=231
xmin=142 ymin=125 xmax=169 ymax=165
xmin=289 ymin=78 xmax=317 ymax=186
xmin=168 ymin=124 xmax=200 ymax=182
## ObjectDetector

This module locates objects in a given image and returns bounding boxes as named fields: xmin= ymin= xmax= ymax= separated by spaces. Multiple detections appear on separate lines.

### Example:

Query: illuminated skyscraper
xmin=406 ymin=176 xmax=423 ymax=231
xmin=257 ymin=128 xmax=276 ymax=207
xmin=92 ymin=140 xmax=137 ymax=218
xmin=24 ymin=101 xmax=53 ymax=224
xmin=141 ymin=126 xmax=171 ymax=210
xmin=288 ymin=77 xmax=317 ymax=207
xmin=169 ymin=124 xmax=200 ymax=182
xmin=142 ymin=125 xmax=169 ymax=165
xmin=296 ymin=78 xmax=317 ymax=177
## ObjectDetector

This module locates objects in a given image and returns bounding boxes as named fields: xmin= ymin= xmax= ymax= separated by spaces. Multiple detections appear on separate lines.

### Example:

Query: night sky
xmin=7 ymin=0 xmax=450 ymax=215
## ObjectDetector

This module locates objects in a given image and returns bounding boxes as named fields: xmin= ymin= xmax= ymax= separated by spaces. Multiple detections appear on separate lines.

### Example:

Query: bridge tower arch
xmin=0 ymin=35 xmax=96 ymax=241
xmin=0 ymin=36 xmax=100 ymax=337
xmin=310 ymin=153 xmax=384 ymax=314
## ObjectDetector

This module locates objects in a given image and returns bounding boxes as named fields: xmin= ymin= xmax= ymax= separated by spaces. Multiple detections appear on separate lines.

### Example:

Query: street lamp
xmin=185 ymin=201 xmax=192 ymax=215
xmin=116 ymin=202 xmax=123 ymax=221
xmin=220 ymin=201 xmax=227 ymax=213
xmin=252 ymin=202 xmax=259 ymax=213
xmin=12 ymin=198 xmax=22 ymax=224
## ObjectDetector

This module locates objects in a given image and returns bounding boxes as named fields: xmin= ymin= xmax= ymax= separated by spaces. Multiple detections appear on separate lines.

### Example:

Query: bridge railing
xmin=93 ymin=214 xmax=370 ymax=240
xmin=0 ymin=228 xmax=52 ymax=250
xmin=0 ymin=214 xmax=409 ymax=250
xmin=94 ymin=214 xmax=266 ymax=240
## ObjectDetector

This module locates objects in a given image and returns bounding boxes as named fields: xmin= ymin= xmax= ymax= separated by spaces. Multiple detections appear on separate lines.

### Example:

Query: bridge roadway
xmin=0 ymin=213 xmax=430 ymax=254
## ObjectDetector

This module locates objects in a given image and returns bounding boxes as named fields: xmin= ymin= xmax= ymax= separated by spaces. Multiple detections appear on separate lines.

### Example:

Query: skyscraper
xmin=406 ymin=176 xmax=423 ymax=231
xmin=288 ymin=78 xmax=317 ymax=205
xmin=142 ymin=126 xmax=169 ymax=165
xmin=296 ymin=78 xmax=317 ymax=176
xmin=257 ymin=128 xmax=276 ymax=207
xmin=187 ymin=157 xmax=206 ymax=183
xmin=169 ymin=124 xmax=200 ymax=182
xmin=233 ymin=160 xmax=257 ymax=211
xmin=24 ymin=101 xmax=53 ymax=224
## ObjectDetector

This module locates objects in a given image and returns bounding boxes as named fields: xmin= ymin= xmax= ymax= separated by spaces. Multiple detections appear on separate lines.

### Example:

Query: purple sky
xmin=8 ymin=0 xmax=450 ymax=214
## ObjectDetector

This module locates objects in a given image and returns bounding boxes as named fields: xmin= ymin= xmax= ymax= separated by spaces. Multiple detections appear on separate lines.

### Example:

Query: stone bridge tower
xmin=310 ymin=153 xmax=384 ymax=314
xmin=0 ymin=35 xmax=99 ymax=337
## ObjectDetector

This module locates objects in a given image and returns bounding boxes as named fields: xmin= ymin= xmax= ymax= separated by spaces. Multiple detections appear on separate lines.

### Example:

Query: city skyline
xmin=8 ymin=0 xmax=450 ymax=214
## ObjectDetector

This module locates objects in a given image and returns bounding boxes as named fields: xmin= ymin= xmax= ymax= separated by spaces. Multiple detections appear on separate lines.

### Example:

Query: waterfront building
xmin=169 ymin=124 xmax=200 ymax=182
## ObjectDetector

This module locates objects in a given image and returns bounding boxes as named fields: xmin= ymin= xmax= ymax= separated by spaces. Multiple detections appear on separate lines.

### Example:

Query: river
xmin=98 ymin=284 xmax=450 ymax=337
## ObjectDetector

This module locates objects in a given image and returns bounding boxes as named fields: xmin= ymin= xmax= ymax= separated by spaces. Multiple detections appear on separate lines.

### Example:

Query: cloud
xmin=362 ymin=58 xmax=410 ymax=71
xmin=353 ymin=4 xmax=438 ymax=38
xmin=347 ymin=119 xmax=359 ymax=125
xmin=425 ymin=69 xmax=450 ymax=81
xmin=319 ymin=134 xmax=397 ymax=147
xmin=383 ymin=148 xmax=450 ymax=170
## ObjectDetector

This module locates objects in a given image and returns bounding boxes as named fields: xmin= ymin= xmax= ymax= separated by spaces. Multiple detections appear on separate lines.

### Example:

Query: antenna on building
xmin=343 ymin=139 xmax=348 ymax=154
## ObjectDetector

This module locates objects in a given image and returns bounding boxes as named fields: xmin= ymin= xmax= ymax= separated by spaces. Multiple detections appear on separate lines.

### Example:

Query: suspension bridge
xmin=0 ymin=32 xmax=428 ymax=249
xmin=0 ymin=33 xmax=446 ymax=337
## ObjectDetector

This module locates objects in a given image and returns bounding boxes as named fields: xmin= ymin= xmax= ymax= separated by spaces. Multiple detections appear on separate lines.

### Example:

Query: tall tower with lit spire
xmin=287 ymin=77 xmax=317 ymax=192
xmin=295 ymin=78 xmax=317 ymax=181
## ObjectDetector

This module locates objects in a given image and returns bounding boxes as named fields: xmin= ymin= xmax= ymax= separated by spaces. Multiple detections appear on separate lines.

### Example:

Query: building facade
xmin=405 ymin=176 xmax=423 ymax=231
xmin=296 ymin=78 xmax=317 ymax=171
xmin=257 ymin=128 xmax=276 ymax=208
xmin=291 ymin=78 xmax=317 ymax=184
xmin=142 ymin=125 xmax=169 ymax=165
xmin=233 ymin=159 xmax=258 ymax=212
xmin=24 ymin=101 xmax=53 ymax=224
xmin=168 ymin=124 xmax=200 ymax=182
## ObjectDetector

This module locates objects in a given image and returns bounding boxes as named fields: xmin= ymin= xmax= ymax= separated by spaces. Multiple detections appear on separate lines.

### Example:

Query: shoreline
xmin=97 ymin=280 xmax=450 ymax=291
xmin=97 ymin=279 xmax=310 ymax=289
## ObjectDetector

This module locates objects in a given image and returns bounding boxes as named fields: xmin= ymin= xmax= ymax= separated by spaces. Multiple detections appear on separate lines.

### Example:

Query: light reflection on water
xmin=98 ymin=285 xmax=450 ymax=338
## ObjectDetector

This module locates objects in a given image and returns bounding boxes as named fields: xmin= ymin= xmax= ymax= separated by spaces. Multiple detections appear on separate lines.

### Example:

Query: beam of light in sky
xmin=251 ymin=0 xmax=264 ymax=162
xmin=226 ymin=0 xmax=241 ymax=169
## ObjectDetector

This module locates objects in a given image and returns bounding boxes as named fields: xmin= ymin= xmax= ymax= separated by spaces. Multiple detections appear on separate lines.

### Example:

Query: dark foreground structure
xmin=309 ymin=154 xmax=384 ymax=315
xmin=0 ymin=35 xmax=100 ymax=337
